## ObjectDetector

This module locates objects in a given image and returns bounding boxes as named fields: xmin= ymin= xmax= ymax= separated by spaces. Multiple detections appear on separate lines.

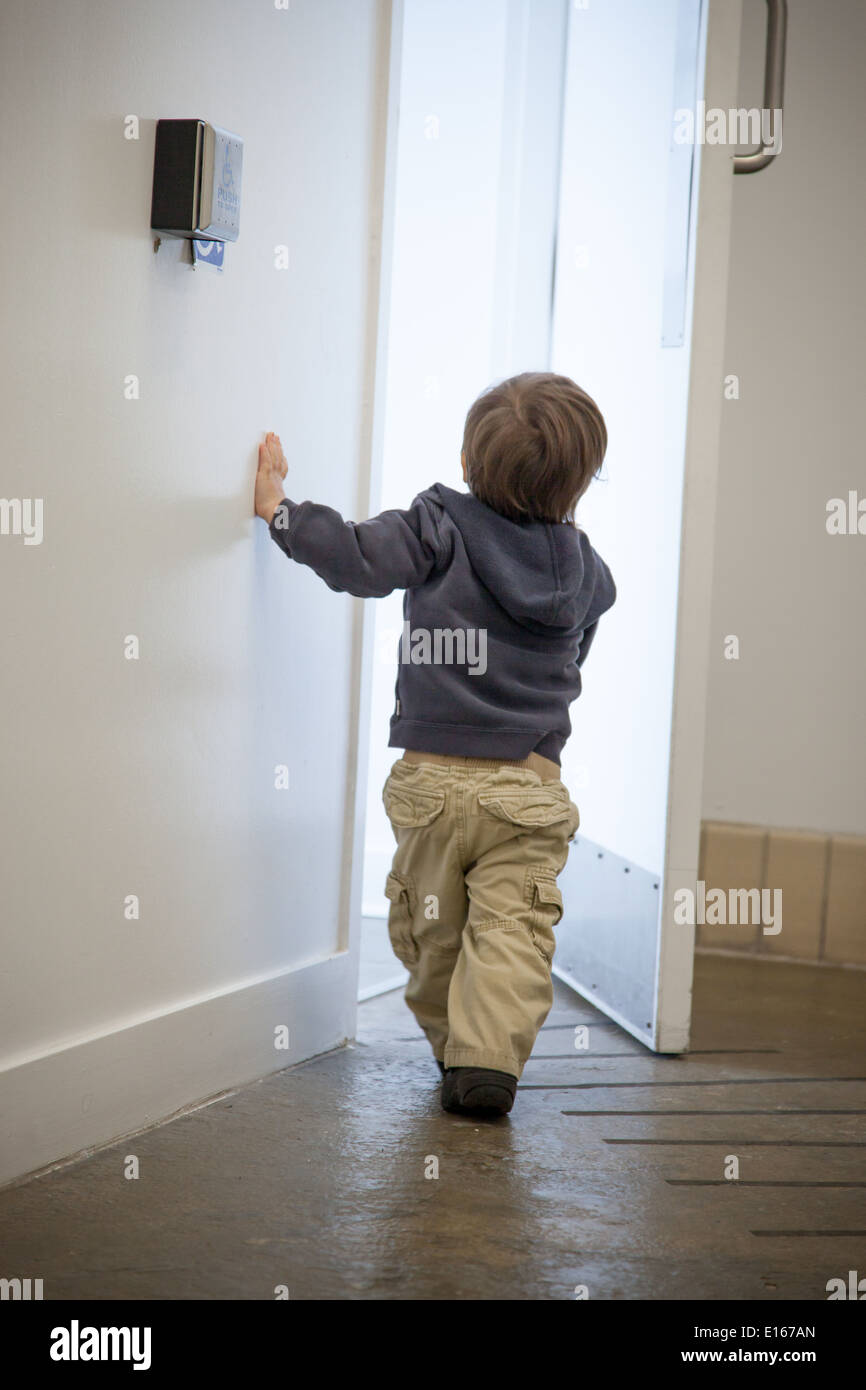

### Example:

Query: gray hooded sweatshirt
xmin=269 ymin=482 xmax=615 ymax=765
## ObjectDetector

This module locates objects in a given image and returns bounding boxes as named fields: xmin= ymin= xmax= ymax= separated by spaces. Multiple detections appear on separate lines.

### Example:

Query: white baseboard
xmin=357 ymin=973 xmax=407 ymax=1002
xmin=0 ymin=953 xmax=355 ymax=1189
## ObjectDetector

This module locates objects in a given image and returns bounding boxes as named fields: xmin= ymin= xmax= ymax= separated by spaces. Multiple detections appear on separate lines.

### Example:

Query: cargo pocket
xmin=384 ymin=870 xmax=419 ymax=967
xmin=383 ymin=783 xmax=446 ymax=829
xmin=478 ymin=785 xmax=572 ymax=829
xmin=524 ymin=868 xmax=564 ymax=965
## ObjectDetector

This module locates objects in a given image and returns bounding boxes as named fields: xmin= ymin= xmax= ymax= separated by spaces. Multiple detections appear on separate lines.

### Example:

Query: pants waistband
xmin=400 ymin=749 xmax=562 ymax=783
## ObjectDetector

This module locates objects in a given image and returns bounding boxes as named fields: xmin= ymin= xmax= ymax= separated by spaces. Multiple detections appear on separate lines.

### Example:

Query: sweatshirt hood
xmin=424 ymin=483 xmax=616 ymax=635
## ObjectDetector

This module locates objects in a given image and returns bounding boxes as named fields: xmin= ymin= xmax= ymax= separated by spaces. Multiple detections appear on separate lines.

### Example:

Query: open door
xmin=552 ymin=0 xmax=745 ymax=1051
xmin=357 ymin=0 xmax=745 ymax=1055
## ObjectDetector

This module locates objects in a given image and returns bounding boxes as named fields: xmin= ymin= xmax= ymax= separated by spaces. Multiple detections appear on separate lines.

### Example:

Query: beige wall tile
xmin=824 ymin=835 xmax=866 ymax=965
xmin=760 ymin=830 xmax=828 ymax=958
xmin=698 ymin=822 xmax=765 ymax=950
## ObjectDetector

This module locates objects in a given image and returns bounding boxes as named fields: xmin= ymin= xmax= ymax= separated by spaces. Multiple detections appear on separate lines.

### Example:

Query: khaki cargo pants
xmin=382 ymin=754 xmax=580 ymax=1080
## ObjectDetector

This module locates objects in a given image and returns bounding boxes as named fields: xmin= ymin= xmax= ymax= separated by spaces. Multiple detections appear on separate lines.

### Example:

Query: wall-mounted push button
xmin=150 ymin=119 xmax=243 ymax=242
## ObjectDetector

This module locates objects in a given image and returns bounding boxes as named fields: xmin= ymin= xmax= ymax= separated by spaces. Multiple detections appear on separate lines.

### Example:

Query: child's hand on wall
xmin=255 ymin=431 xmax=288 ymax=523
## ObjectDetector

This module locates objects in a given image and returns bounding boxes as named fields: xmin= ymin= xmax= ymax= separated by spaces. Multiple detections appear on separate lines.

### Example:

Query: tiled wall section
xmin=697 ymin=823 xmax=866 ymax=966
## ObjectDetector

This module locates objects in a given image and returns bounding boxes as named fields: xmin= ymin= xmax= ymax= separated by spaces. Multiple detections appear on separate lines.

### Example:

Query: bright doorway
xmin=356 ymin=0 xmax=740 ymax=1054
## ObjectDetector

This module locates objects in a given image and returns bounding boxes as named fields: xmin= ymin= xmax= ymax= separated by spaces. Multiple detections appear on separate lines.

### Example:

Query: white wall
xmin=702 ymin=0 xmax=866 ymax=836
xmin=0 ymin=0 xmax=388 ymax=1182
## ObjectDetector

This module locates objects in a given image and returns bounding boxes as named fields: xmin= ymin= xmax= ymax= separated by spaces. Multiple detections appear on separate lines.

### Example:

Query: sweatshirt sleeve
xmin=576 ymin=620 xmax=598 ymax=667
xmin=267 ymin=493 xmax=446 ymax=598
xmin=576 ymin=549 xmax=616 ymax=667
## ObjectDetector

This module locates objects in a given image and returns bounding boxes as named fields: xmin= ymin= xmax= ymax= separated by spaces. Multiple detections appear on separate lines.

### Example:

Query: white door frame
xmin=655 ymin=0 xmax=745 ymax=1050
xmin=344 ymin=0 xmax=405 ymax=1001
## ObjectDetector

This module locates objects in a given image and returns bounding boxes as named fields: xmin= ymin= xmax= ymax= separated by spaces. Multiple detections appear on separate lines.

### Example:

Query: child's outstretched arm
xmin=254 ymin=432 xmax=444 ymax=598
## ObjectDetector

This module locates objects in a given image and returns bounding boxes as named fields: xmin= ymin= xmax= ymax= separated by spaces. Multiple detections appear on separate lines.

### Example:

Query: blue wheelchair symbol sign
xmin=192 ymin=239 xmax=225 ymax=271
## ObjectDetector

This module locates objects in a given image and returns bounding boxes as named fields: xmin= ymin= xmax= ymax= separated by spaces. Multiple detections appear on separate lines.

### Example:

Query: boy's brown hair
xmin=461 ymin=371 xmax=607 ymax=525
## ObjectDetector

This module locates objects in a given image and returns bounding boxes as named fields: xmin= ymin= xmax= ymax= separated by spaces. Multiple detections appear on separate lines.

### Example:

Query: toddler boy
xmin=255 ymin=372 xmax=616 ymax=1118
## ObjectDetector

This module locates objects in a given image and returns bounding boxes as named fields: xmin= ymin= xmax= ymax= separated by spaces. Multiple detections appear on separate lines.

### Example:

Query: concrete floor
xmin=2 ymin=954 xmax=865 ymax=1300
